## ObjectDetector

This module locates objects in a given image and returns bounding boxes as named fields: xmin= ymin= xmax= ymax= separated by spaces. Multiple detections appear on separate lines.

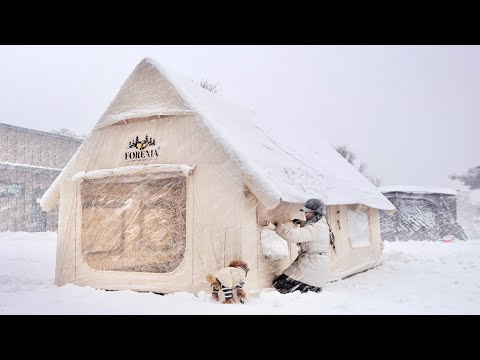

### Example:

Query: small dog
xmin=206 ymin=259 xmax=249 ymax=304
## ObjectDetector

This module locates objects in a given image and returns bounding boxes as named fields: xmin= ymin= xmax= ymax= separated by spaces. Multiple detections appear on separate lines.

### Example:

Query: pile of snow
xmin=1 ymin=232 xmax=479 ymax=314
xmin=470 ymin=190 xmax=480 ymax=205
xmin=457 ymin=190 xmax=480 ymax=239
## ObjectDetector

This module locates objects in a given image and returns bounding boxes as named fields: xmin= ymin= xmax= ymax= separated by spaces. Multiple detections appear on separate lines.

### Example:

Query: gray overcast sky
xmin=0 ymin=45 xmax=479 ymax=189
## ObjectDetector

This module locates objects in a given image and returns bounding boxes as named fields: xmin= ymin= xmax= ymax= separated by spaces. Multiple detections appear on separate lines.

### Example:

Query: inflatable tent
xmin=41 ymin=58 xmax=395 ymax=293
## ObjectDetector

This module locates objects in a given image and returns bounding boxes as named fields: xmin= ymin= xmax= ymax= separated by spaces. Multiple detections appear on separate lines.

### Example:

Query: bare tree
xmin=50 ymin=128 xmax=86 ymax=139
xmin=450 ymin=165 xmax=480 ymax=190
xmin=197 ymin=79 xmax=221 ymax=94
xmin=335 ymin=145 xmax=356 ymax=166
xmin=368 ymin=176 xmax=382 ymax=187
xmin=335 ymin=144 xmax=382 ymax=186
xmin=358 ymin=161 xmax=368 ymax=176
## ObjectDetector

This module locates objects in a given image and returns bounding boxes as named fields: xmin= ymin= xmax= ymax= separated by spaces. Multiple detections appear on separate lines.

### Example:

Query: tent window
xmin=81 ymin=174 xmax=186 ymax=273
xmin=347 ymin=206 xmax=370 ymax=248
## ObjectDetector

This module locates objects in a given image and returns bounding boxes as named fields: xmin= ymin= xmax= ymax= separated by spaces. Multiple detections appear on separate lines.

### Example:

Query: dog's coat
xmin=206 ymin=260 xmax=249 ymax=304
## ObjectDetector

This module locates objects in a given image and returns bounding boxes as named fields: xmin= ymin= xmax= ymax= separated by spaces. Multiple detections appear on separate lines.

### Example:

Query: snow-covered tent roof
xmin=42 ymin=58 xmax=395 ymax=211
xmin=379 ymin=185 xmax=456 ymax=196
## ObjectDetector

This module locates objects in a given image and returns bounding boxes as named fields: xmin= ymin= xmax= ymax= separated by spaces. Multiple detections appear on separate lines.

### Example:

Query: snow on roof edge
xmin=379 ymin=185 xmax=457 ymax=196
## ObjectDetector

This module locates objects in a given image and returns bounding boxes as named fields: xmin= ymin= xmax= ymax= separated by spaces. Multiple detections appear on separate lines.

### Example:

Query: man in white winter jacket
xmin=273 ymin=198 xmax=330 ymax=294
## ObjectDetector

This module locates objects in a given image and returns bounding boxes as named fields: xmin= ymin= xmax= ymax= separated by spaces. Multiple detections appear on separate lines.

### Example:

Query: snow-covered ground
xmin=1 ymin=232 xmax=479 ymax=314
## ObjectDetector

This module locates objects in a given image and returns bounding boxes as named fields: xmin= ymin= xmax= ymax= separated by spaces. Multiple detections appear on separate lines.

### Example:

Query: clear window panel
xmin=347 ymin=207 xmax=370 ymax=248
xmin=81 ymin=174 xmax=186 ymax=273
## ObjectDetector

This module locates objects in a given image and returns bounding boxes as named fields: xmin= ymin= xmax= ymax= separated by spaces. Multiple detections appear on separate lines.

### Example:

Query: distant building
xmin=0 ymin=123 xmax=82 ymax=232
xmin=379 ymin=185 xmax=467 ymax=241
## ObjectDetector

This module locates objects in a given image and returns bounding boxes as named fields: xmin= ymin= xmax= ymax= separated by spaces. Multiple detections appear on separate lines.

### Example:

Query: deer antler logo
xmin=128 ymin=134 xmax=156 ymax=150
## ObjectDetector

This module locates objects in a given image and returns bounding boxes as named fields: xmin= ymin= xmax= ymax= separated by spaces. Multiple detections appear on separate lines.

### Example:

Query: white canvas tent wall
xmin=41 ymin=58 xmax=395 ymax=293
